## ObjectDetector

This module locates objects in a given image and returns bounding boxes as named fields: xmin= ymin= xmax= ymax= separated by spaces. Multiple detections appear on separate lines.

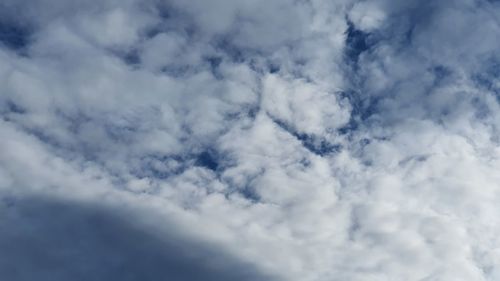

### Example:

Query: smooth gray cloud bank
xmin=0 ymin=196 xmax=277 ymax=281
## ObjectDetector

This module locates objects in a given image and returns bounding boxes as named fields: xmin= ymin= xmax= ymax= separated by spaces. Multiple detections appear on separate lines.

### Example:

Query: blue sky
xmin=1 ymin=0 xmax=500 ymax=280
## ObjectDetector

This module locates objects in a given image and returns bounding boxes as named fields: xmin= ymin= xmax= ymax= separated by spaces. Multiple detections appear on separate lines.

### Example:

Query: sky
xmin=1 ymin=0 xmax=500 ymax=280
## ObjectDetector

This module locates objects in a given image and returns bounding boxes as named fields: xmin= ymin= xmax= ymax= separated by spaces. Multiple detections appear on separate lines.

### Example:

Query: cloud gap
xmin=338 ymin=91 xmax=381 ymax=134
xmin=344 ymin=21 xmax=373 ymax=67
xmin=0 ymin=20 xmax=32 ymax=52
xmin=271 ymin=117 xmax=342 ymax=156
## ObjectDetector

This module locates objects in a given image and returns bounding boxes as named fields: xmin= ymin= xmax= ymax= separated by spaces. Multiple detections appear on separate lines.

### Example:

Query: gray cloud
xmin=0 ymin=195 xmax=277 ymax=281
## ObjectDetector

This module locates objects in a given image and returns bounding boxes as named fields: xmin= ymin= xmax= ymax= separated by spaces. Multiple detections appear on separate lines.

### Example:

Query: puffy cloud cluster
xmin=1 ymin=0 xmax=500 ymax=280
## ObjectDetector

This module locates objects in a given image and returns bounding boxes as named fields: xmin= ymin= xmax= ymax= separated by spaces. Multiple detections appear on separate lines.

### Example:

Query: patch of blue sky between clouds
xmin=0 ymin=20 xmax=31 ymax=52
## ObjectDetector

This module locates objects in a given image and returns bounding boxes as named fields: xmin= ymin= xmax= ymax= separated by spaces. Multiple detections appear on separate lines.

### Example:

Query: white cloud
xmin=348 ymin=1 xmax=386 ymax=32
xmin=1 ymin=0 xmax=500 ymax=280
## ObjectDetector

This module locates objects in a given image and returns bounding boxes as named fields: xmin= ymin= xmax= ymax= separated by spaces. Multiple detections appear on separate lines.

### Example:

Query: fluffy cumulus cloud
xmin=1 ymin=0 xmax=500 ymax=280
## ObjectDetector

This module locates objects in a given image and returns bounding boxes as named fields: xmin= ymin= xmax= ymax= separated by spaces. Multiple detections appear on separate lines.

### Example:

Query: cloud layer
xmin=1 ymin=0 xmax=500 ymax=280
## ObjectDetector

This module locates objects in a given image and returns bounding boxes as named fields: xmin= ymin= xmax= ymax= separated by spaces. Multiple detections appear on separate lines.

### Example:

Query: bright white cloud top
xmin=1 ymin=0 xmax=500 ymax=280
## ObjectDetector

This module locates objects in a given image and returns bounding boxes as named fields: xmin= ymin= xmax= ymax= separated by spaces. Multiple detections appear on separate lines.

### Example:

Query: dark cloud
xmin=0 ymin=20 xmax=31 ymax=51
xmin=0 ymin=195 xmax=276 ymax=281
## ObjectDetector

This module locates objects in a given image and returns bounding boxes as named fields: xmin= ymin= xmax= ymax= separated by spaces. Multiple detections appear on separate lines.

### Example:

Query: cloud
xmin=1 ymin=0 xmax=500 ymax=280
xmin=348 ymin=1 xmax=386 ymax=32
xmin=0 ymin=195 xmax=277 ymax=281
